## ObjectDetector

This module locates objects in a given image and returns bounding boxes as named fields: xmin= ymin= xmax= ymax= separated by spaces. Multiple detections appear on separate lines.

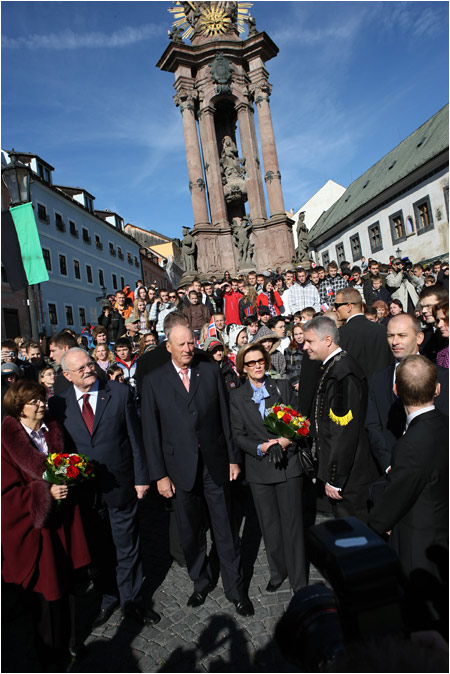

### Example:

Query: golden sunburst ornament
xmin=169 ymin=2 xmax=253 ymax=41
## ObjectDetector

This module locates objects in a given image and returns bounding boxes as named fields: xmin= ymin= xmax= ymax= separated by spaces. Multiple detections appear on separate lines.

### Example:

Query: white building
xmin=288 ymin=179 xmax=346 ymax=250
xmin=2 ymin=150 xmax=143 ymax=335
xmin=308 ymin=104 xmax=449 ymax=267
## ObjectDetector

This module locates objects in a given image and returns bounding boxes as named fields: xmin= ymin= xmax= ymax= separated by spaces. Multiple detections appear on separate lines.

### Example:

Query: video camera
xmin=274 ymin=517 xmax=447 ymax=672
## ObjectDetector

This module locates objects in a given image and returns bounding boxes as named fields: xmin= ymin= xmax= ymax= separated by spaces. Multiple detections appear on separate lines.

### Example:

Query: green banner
xmin=9 ymin=202 xmax=49 ymax=285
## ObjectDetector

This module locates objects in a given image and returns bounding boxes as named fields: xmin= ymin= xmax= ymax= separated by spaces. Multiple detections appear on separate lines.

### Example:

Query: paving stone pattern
xmin=2 ymin=482 xmax=329 ymax=673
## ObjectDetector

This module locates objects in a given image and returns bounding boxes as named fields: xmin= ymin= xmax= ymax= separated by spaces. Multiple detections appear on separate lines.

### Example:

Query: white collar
xmin=405 ymin=405 xmax=435 ymax=430
xmin=346 ymin=313 xmax=364 ymax=322
xmin=20 ymin=421 xmax=49 ymax=436
xmin=323 ymin=347 xmax=342 ymax=365
xmin=74 ymin=379 xmax=99 ymax=402
xmin=172 ymin=361 xmax=191 ymax=374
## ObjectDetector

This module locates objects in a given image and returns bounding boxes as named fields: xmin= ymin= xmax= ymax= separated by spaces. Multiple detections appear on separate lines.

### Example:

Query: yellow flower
xmin=277 ymin=410 xmax=284 ymax=419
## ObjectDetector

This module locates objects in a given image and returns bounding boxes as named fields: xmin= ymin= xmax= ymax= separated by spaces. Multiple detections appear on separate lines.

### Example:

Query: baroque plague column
xmin=157 ymin=2 xmax=295 ymax=276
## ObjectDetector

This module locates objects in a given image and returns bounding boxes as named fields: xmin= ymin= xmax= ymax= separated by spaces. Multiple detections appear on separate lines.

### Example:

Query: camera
xmin=274 ymin=518 xmax=446 ymax=671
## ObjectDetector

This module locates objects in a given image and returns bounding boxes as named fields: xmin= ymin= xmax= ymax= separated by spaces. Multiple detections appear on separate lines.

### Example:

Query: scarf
xmin=250 ymin=379 xmax=270 ymax=419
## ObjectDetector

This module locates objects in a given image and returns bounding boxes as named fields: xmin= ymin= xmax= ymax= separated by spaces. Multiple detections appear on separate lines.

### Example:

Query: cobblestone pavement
xmin=3 ymin=482 xmax=329 ymax=673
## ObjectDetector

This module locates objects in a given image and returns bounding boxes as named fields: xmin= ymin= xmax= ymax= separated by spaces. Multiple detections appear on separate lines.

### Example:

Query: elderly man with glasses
xmin=49 ymin=347 xmax=160 ymax=630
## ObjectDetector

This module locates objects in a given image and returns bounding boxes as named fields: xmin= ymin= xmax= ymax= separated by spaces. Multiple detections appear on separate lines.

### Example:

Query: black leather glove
xmin=266 ymin=442 xmax=284 ymax=466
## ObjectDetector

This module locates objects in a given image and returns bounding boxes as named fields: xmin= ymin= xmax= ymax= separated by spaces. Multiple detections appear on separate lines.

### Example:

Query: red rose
xmin=66 ymin=466 xmax=80 ymax=479
xmin=273 ymin=406 xmax=281 ymax=413
xmin=297 ymin=426 xmax=309 ymax=436
xmin=53 ymin=455 xmax=63 ymax=467
xmin=282 ymin=413 xmax=291 ymax=423
xmin=69 ymin=455 xmax=80 ymax=465
xmin=85 ymin=464 xmax=93 ymax=475
xmin=290 ymin=410 xmax=299 ymax=417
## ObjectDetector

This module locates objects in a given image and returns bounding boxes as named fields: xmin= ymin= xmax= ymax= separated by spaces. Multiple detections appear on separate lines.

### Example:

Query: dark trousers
xmin=172 ymin=460 xmax=243 ymax=601
xmin=102 ymin=499 xmax=144 ymax=610
xmin=250 ymin=476 xmax=307 ymax=592
xmin=333 ymin=482 xmax=372 ymax=524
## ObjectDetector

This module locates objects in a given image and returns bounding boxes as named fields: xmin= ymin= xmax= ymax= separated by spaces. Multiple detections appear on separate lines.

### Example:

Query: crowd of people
xmin=1 ymin=254 xmax=448 ymax=670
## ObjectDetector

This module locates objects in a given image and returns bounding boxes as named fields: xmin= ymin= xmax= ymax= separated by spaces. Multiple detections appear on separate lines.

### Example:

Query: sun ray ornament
xmin=168 ymin=2 xmax=252 ymax=41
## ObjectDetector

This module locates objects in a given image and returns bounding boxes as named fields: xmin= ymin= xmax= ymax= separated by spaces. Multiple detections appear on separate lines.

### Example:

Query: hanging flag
xmin=207 ymin=316 xmax=217 ymax=338
xmin=1 ymin=209 xmax=28 ymax=291
xmin=9 ymin=202 xmax=49 ymax=285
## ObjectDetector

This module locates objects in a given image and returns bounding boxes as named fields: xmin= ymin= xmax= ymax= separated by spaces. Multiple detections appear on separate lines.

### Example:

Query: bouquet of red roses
xmin=43 ymin=452 xmax=95 ymax=485
xmin=264 ymin=403 xmax=310 ymax=441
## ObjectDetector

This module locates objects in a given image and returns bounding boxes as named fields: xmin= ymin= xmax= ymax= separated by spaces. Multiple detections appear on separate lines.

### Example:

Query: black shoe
xmin=266 ymin=579 xmax=284 ymax=592
xmin=187 ymin=582 xmax=214 ymax=608
xmin=232 ymin=596 xmax=254 ymax=617
xmin=69 ymin=644 xmax=88 ymax=660
xmin=122 ymin=604 xmax=161 ymax=625
xmin=92 ymin=602 xmax=119 ymax=628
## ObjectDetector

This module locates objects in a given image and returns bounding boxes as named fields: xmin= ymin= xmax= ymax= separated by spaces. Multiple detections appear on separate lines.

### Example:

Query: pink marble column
xmin=252 ymin=85 xmax=285 ymax=217
xmin=236 ymin=101 xmax=267 ymax=223
xmin=176 ymin=93 xmax=210 ymax=226
xmin=197 ymin=106 xmax=228 ymax=226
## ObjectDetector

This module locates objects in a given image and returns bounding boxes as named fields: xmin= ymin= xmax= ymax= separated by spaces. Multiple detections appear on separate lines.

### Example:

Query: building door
xmin=3 ymin=309 xmax=20 ymax=338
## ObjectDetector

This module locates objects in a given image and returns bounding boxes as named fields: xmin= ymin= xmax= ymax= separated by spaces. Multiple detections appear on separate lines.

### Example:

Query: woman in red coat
xmin=2 ymin=380 xmax=90 ymax=670
xmin=257 ymin=279 xmax=283 ymax=317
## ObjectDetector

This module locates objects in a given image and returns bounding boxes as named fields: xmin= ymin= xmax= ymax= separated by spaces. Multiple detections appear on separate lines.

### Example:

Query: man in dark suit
xmin=141 ymin=325 xmax=253 ymax=617
xmin=366 ymin=313 xmax=449 ymax=473
xmin=369 ymin=355 xmax=448 ymax=581
xmin=49 ymin=347 xmax=160 ymax=628
xmin=334 ymin=287 xmax=393 ymax=381
xmin=303 ymin=316 xmax=378 ymax=523
xmin=49 ymin=332 xmax=107 ymax=395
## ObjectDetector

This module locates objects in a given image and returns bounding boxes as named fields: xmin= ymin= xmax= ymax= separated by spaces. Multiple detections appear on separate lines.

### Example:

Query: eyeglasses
xmin=25 ymin=398 xmax=46 ymax=406
xmin=68 ymin=362 xmax=96 ymax=375
xmin=244 ymin=358 xmax=266 ymax=368
xmin=169 ymin=295 xmax=177 ymax=299
xmin=333 ymin=301 xmax=357 ymax=309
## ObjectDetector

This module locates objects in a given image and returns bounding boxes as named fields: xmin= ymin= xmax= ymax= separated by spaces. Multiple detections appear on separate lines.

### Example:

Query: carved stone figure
xmin=220 ymin=136 xmax=247 ymax=204
xmin=232 ymin=217 xmax=254 ymax=268
xmin=209 ymin=52 xmax=233 ymax=95
xmin=181 ymin=227 xmax=197 ymax=272
xmin=296 ymin=211 xmax=309 ymax=261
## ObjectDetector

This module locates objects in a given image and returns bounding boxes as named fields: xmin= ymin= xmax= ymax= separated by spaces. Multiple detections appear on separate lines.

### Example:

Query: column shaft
xmin=197 ymin=108 xmax=228 ymax=226
xmin=255 ymin=98 xmax=285 ymax=216
xmin=236 ymin=103 xmax=267 ymax=223
xmin=180 ymin=108 xmax=210 ymax=226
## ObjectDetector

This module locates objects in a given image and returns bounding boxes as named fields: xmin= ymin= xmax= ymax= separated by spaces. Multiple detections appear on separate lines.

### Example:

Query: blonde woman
xmin=92 ymin=344 xmax=115 ymax=371
xmin=133 ymin=299 xmax=150 ymax=335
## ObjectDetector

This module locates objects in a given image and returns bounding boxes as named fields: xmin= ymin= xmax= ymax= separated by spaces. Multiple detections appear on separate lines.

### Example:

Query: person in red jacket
xmin=222 ymin=280 xmax=243 ymax=325
xmin=256 ymin=279 xmax=283 ymax=317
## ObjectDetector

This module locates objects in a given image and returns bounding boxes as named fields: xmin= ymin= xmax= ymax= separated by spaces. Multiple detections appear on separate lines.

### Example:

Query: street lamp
xmin=1 ymin=153 xmax=40 ymax=342
xmin=1 ymin=152 xmax=31 ymax=205
xmin=395 ymin=246 xmax=402 ymax=258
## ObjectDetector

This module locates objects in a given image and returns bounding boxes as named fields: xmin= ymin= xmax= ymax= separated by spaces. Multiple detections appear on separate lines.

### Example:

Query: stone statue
xmin=246 ymin=15 xmax=258 ymax=37
xmin=220 ymin=136 xmax=247 ymax=204
xmin=181 ymin=227 xmax=197 ymax=272
xmin=232 ymin=217 xmax=254 ymax=268
xmin=296 ymin=211 xmax=309 ymax=261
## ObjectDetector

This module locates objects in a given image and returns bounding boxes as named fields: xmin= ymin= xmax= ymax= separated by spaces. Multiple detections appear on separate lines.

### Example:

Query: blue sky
xmin=2 ymin=1 xmax=448 ymax=240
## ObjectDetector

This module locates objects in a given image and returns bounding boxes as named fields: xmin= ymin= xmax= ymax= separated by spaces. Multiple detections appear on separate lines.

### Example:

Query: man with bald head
xmin=141 ymin=325 xmax=253 ymax=617
xmin=369 ymin=355 xmax=448 ymax=581
xmin=365 ymin=313 xmax=448 ymax=474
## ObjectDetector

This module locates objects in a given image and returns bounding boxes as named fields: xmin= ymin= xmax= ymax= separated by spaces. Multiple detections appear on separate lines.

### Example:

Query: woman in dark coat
xmin=229 ymin=343 xmax=307 ymax=593
xmin=2 ymin=380 xmax=90 ymax=669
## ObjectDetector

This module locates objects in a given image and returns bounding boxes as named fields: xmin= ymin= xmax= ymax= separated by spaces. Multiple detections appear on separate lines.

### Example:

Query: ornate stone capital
xmin=249 ymin=80 xmax=272 ymax=106
xmin=174 ymin=87 xmax=197 ymax=114
xmin=264 ymin=170 xmax=281 ymax=184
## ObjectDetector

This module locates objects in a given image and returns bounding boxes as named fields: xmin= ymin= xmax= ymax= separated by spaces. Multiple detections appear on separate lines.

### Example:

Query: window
xmin=117 ymin=246 xmax=124 ymax=260
xmin=85 ymin=196 xmax=94 ymax=212
xmin=413 ymin=196 xmax=434 ymax=235
xmin=37 ymin=203 xmax=49 ymax=223
xmin=82 ymin=228 xmax=91 ymax=244
xmin=127 ymin=252 xmax=132 ymax=264
xmin=55 ymin=213 xmax=65 ymax=232
xmin=37 ymin=162 xmax=51 ymax=184
xmin=134 ymin=256 xmax=139 ymax=268
xmin=95 ymin=235 xmax=103 ymax=250
xmin=99 ymin=269 xmax=105 ymax=287
xmin=350 ymin=234 xmax=361 ymax=262
xmin=368 ymin=222 xmax=383 ymax=253
xmin=65 ymin=306 xmax=74 ymax=326
xmin=69 ymin=220 xmax=78 ymax=238
xmin=48 ymin=303 xmax=58 ymax=325
xmin=120 ymin=276 xmax=125 ymax=289
xmin=109 ymin=242 xmax=116 ymax=256
xmin=86 ymin=265 xmax=93 ymax=284
xmin=112 ymin=273 xmax=118 ymax=290
xmin=322 ymin=251 xmax=330 ymax=267
xmin=73 ymin=260 xmax=81 ymax=280
xmin=42 ymin=248 xmax=52 ymax=271
xmin=444 ymin=186 xmax=449 ymax=221
xmin=335 ymin=243 xmax=345 ymax=265
xmin=389 ymin=210 xmax=406 ymax=244
xmin=59 ymin=254 xmax=67 ymax=276
xmin=406 ymin=216 xmax=415 ymax=235
xmin=79 ymin=307 xmax=86 ymax=326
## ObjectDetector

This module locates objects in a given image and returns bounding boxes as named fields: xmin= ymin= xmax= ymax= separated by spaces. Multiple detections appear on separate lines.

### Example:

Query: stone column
xmin=250 ymin=77 xmax=285 ymax=217
xmin=197 ymin=106 xmax=228 ymax=227
xmin=174 ymin=88 xmax=210 ymax=227
xmin=236 ymin=101 xmax=267 ymax=224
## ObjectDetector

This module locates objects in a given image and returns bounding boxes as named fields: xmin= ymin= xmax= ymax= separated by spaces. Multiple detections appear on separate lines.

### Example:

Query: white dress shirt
xmin=74 ymin=380 xmax=100 ymax=415
xmin=21 ymin=421 xmax=49 ymax=455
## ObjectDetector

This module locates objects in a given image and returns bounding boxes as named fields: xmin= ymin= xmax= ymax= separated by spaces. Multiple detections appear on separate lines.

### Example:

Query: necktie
xmin=180 ymin=368 xmax=190 ymax=392
xmin=82 ymin=393 xmax=95 ymax=434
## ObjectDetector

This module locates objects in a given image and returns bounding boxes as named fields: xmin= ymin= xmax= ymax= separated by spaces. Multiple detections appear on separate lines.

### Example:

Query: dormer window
xmin=85 ymin=195 xmax=94 ymax=212
xmin=37 ymin=162 xmax=51 ymax=184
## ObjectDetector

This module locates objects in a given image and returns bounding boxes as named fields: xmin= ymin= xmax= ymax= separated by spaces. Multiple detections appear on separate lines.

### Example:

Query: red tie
xmin=82 ymin=393 xmax=95 ymax=434
xmin=180 ymin=368 xmax=190 ymax=392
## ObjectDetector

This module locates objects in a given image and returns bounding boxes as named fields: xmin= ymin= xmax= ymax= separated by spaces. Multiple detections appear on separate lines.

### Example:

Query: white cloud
xmin=2 ymin=23 xmax=163 ymax=50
